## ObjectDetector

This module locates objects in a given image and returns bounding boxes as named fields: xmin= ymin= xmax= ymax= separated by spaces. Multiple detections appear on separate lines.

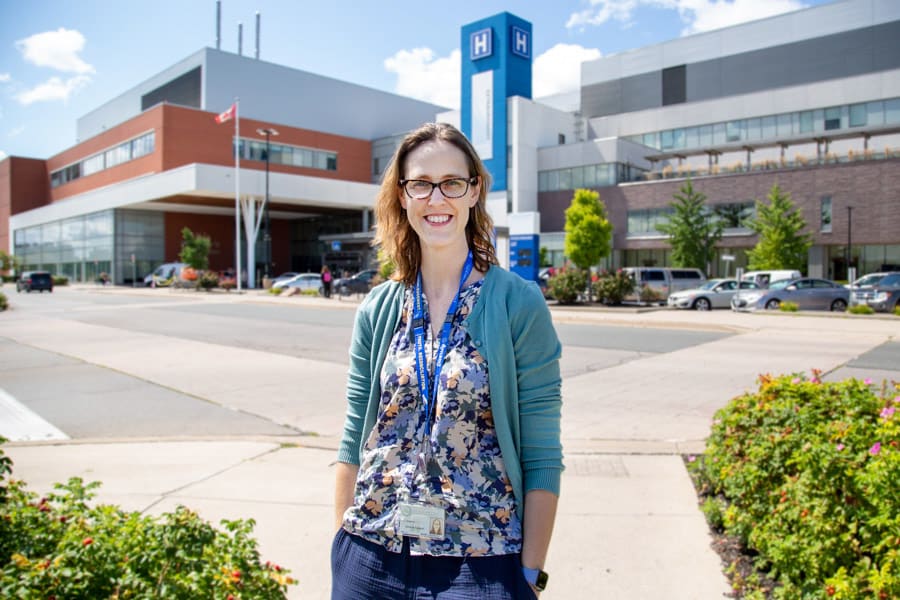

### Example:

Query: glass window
xmin=726 ymin=120 xmax=744 ymax=142
xmin=82 ymin=154 xmax=105 ymax=176
xmin=799 ymin=111 xmax=814 ymax=133
xmin=597 ymin=164 xmax=614 ymax=187
xmin=132 ymin=132 xmax=155 ymax=158
xmin=547 ymin=170 xmax=559 ymax=191
xmin=813 ymin=109 xmax=824 ymax=132
xmin=683 ymin=126 xmax=699 ymax=149
xmin=849 ymin=104 xmax=867 ymax=128
xmin=761 ymin=116 xmax=776 ymax=138
xmin=538 ymin=171 xmax=548 ymax=192
xmin=746 ymin=118 xmax=761 ymax=141
xmin=583 ymin=165 xmax=597 ymax=187
xmin=824 ymin=107 xmax=841 ymax=130
xmin=821 ymin=196 xmax=832 ymax=232
xmin=698 ymin=125 xmax=713 ymax=146
xmin=558 ymin=168 xmax=572 ymax=190
xmin=671 ymin=128 xmax=685 ymax=149
xmin=886 ymin=99 xmax=900 ymax=124
xmin=867 ymin=101 xmax=884 ymax=126
xmin=712 ymin=123 xmax=726 ymax=145
xmin=85 ymin=211 xmax=113 ymax=238
xmin=326 ymin=153 xmax=338 ymax=171
xmin=777 ymin=113 xmax=793 ymax=136
xmin=571 ymin=166 xmax=584 ymax=189
xmin=660 ymin=130 xmax=674 ymax=150
xmin=642 ymin=132 xmax=659 ymax=149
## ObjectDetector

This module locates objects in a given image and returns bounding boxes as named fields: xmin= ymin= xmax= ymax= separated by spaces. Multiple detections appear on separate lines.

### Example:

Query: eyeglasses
xmin=399 ymin=177 xmax=477 ymax=200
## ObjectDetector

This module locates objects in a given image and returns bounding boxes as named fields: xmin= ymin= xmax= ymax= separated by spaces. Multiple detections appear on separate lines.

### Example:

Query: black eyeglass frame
xmin=398 ymin=176 xmax=479 ymax=200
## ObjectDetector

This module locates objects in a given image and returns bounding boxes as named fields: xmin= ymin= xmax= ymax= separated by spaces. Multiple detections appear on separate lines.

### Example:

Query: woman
xmin=321 ymin=265 xmax=333 ymax=298
xmin=332 ymin=123 xmax=562 ymax=599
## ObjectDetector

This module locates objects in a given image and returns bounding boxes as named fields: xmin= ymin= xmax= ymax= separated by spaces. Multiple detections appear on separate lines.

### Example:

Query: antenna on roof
xmin=238 ymin=21 xmax=243 ymax=56
xmin=255 ymin=12 xmax=261 ymax=59
xmin=215 ymin=0 xmax=221 ymax=50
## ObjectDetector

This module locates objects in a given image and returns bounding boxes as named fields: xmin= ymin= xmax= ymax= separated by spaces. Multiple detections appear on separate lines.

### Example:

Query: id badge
xmin=397 ymin=502 xmax=445 ymax=540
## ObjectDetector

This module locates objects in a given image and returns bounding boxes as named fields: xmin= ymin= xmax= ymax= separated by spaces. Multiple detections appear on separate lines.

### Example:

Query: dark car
xmin=16 ymin=271 xmax=54 ymax=293
xmin=850 ymin=272 xmax=900 ymax=313
xmin=335 ymin=269 xmax=378 ymax=296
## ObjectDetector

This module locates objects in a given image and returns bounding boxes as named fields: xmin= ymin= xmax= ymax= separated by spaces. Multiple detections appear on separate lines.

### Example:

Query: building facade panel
xmin=1 ymin=158 xmax=50 ymax=252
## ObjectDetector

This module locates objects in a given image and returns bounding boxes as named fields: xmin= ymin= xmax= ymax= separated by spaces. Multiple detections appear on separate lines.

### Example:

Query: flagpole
xmin=234 ymin=98 xmax=241 ymax=291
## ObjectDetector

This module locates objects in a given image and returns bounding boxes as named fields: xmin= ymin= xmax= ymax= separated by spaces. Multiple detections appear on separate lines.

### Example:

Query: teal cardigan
xmin=337 ymin=265 xmax=563 ymax=517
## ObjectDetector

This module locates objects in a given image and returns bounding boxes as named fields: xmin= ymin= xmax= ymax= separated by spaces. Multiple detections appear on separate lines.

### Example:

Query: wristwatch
xmin=522 ymin=566 xmax=549 ymax=591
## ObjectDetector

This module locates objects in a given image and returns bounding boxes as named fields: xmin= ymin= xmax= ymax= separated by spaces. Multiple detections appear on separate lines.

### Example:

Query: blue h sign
xmin=511 ymin=26 xmax=530 ymax=59
xmin=461 ymin=13 xmax=532 ymax=193
xmin=470 ymin=28 xmax=492 ymax=59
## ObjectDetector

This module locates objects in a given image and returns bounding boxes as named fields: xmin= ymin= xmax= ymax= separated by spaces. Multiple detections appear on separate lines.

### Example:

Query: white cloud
xmin=0 ymin=73 xmax=11 ymax=83
xmin=8 ymin=126 xmax=26 ymax=139
xmin=384 ymin=48 xmax=461 ymax=109
xmin=567 ymin=0 xmax=809 ymax=35
xmin=0 ymin=150 xmax=8 ymax=161
xmin=15 ymin=75 xmax=91 ymax=105
xmin=533 ymin=44 xmax=602 ymax=98
xmin=16 ymin=28 xmax=94 ymax=74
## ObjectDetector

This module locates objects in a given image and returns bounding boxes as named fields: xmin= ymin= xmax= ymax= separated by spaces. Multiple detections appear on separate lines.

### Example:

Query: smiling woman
xmin=332 ymin=123 xmax=562 ymax=599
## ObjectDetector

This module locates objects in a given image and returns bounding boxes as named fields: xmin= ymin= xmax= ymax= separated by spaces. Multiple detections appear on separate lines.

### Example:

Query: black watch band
xmin=522 ymin=567 xmax=549 ymax=591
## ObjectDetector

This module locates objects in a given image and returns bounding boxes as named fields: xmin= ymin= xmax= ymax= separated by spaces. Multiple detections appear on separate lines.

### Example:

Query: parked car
xmin=143 ymin=262 xmax=188 ymax=286
xmin=740 ymin=270 xmax=802 ymax=288
xmin=272 ymin=272 xmax=323 ymax=293
xmin=334 ymin=269 xmax=378 ymax=296
xmin=847 ymin=271 xmax=900 ymax=293
xmin=16 ymin=271 xmax=54 ymax=293
xmin=667 ymin=278 xmax=761 ymax=310
xmin=271 ymin=271 xmax=301 ymax=284
xmin=622 ymin=267 xmax=706 ymax=304
xmin=731 ymin=277 xmax=849 ymax=312
xmin=849 ymin=272 xmax=900 ymax=312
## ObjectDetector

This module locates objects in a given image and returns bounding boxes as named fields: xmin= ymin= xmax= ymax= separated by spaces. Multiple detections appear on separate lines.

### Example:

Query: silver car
xmin=731 ymin=277 xmax=849 ymax=312
xmin=272 ymin=273 xmax=323 ymax=293
xmin=667 ymin=278 xmax=760 ymax=311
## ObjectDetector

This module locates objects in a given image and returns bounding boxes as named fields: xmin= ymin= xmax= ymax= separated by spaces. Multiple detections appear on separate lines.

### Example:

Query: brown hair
xmin=372 ymin=122 xmax=498 ymax=284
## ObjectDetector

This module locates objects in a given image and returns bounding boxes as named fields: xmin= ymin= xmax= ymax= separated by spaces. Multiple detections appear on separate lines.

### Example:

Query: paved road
xmin=2 ymin=284 xmax=898 ymax=599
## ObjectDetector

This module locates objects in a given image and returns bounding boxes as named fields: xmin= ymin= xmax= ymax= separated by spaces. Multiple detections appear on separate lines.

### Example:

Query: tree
xmin=656 ymin=179 xmax=722 ymax=275
xmin=0 ymin=250 xmax=20 ymax=275
xmin=178 ymin=227 xmax=211 ymax=271
xmin=564 ymin=188 xmax=613 ymax=302
xmin=746 ymin=183 xmax=811 ymax=271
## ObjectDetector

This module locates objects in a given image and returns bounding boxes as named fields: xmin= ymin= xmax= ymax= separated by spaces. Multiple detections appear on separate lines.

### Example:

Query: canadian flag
xmin=215 ymin=103 xmax=236 ymax=124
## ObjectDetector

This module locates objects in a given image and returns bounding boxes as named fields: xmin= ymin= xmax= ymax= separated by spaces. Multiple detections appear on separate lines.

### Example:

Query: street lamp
xmin=256 ymin=127 xmax=278 ymax=280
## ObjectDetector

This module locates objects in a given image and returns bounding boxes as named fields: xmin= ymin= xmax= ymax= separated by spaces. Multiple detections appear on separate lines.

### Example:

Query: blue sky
xmin=0 ymin=0 xmax=832 ymax=161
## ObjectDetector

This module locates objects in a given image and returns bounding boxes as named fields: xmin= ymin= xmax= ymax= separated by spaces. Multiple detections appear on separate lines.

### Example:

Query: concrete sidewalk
xmin=5 ymin=287 xmax=899 ymax=599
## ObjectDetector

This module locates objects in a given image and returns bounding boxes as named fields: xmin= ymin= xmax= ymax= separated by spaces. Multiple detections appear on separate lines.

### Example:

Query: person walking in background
xmin=321 ymin=265 xmax=333 ymax=298
xmin=332 ymin=122 xmax=562 ymax=598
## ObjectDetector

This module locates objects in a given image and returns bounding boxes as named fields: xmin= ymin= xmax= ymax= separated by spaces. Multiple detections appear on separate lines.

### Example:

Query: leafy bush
xmin=52 ymin=275 xmax=69 ymax=287
xmin=220 ymin=279 xmax=237 ymax=292
xmin=268 ymin=287 xmax=283 ymax=295
xmin=779 ymin=301 xmax=799 ymax=312
xmin=0 ymin=442 xmax=295 ymax=598
xmin=894 ymin=306 xmax=900 ymax=317
xmin=197 ymin=271 xmax=219 ymax=291
xmin=848 ymin=305 xmax=874 ymax=315
xmin=592 ymin=269 xmax=635 ymax=305
xmin=690 ymin=373 xmax=900 ymax=599
xmin=0 ymin=292 xmax=7 ymax=312
xmin=547 ymin=269 xmax=587 ymax=305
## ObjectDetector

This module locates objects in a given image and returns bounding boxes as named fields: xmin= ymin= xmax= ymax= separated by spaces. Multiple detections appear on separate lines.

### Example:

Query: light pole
xmin=846 ymin=206 xmax=853 ymax=280
xmin=256 ymin=127 xmax=278 ymax=280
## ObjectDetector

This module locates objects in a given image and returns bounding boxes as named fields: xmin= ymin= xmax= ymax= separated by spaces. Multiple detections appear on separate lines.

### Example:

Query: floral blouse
xmin=342 ymin=280 xmax=523 ymax=556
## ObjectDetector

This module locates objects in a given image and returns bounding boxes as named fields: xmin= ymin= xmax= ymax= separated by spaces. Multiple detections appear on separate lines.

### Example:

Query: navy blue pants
xmin=331 ymin=528 xmax=538 ymax=600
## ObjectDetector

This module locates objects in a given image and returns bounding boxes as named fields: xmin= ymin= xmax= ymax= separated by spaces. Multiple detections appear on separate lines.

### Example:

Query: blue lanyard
xmin=412 ymin=252 xmax=474 ymax=438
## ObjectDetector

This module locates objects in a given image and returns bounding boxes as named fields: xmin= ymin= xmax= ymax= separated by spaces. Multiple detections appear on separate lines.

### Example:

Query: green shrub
xmin=894 ymin=305 xmax=900 ymax=317
xmin=547 ymin=269 xmax=587 ymax=305
xmin=0 ymin=442 xmax=295 ymax=598
xmin=51 ymin=275 xmax=69 ymax=286
xmin=690 ymin=373 xmax=900 ymax=599
xmin=847 ymin=304 xmax=875 ymax=315
xmin=268 ymin=287 xmax=283 ymax=295
xmin=592 ymin=269 xmax=635 ymax=305
xmin=0 ymin=292 xmax=7 ymax=312
xmin=197 ymin=270 xmax=220 ymax=291
xmin=779 ymin=301 xmax=799 ymax=312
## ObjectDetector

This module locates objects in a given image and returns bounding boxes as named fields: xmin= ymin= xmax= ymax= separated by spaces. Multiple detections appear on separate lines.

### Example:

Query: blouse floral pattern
xmin=343 ymin=280 xmax=523 ymax=556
